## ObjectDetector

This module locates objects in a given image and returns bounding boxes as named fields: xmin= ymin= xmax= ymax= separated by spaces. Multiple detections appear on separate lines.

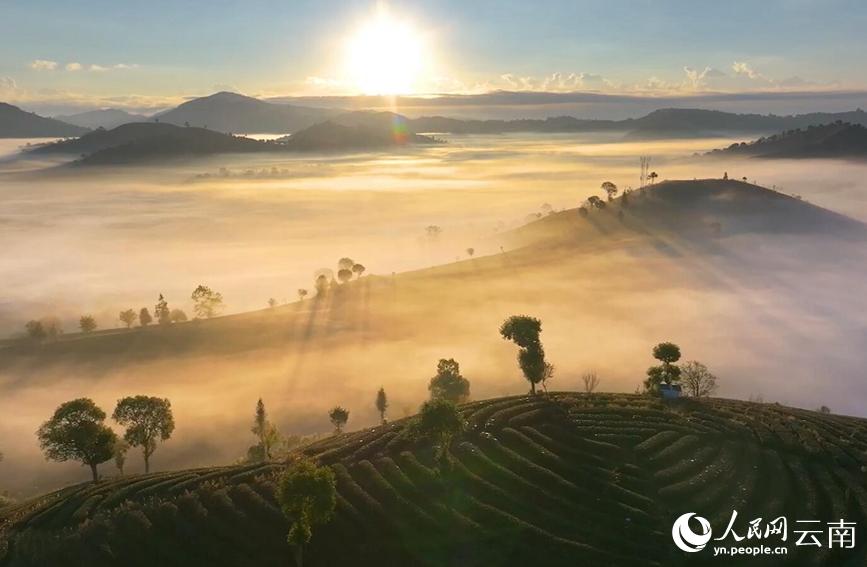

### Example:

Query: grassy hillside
xmin=3 ymin=393 xmax=867 ymax=566
xmin=0 ymin=103 xmax=89 ymax=138
xmin=704 ymin=123 xmax=867 ymax=160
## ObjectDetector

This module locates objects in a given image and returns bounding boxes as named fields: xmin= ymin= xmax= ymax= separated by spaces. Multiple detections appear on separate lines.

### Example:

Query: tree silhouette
xmin=601 ymin=181 xmax=618 ymax=201
xmin=252 ymin=399 xmax=272 ymax=461
xmin=78 ymin=316 xmax=97 ymax=333
xmin=314 ymin=275 xmax=328 ymax=297
xmin=25 ymin=320 xmax=47 ymax=343
xmin=191 ymin=285 xmax=224 ymax=318
xmin=466 ymin=248 xmax=475 ymax=257
xmin=139 ymin=307 xmax=152 ymax=327
xmin=644 ymin=342 xmax=682 ymax=393
xmin=351 ymin=263 xmax=366 ymax=278
xmin=428 ymin=358 xmax=471 ymax=402
xmin=170 ymin=309 xmax=188 ymax=323
xmin=113 ymin=439 xmax=130 ymax=475
xmin=298 ymin=289 xmax=309 ymax=301
xmin=155 ymin=294 xmax=171 ymax=325
xmin=337 ymin=257 xmax=355 ymax=271
xmin=278 ymin=459 xmax=337 ymax=567
xmin=268 ymin=298 xmax=278 ymax=308
xmin=500 ymin=315 xmax=548 ymax=395
xmin=119 ymin=309 xmax=138 ymax=328
xmin=37 ymin=398 xmax=117 ymax=483
xmin=328 ymin=406 xmax=349 ymax=434
xmin=425 ymin=225 xmax=442 ymax=237
xmin=112 ymin=396 xmax=175 ymax=473
xmin=681 ymin=361 xmax=718 ymax=397
xmin=649 ymin=172 xmax=658 ymax=184
xmin=586 ymin=195 xmax=602 ymax=209
xmin=337 ymin=269 xmax=353 ymax=284
xmin=405 ymin=399 xmax=466 ymax=473
xmin=376 ymin=387 xmax=388 ymax=424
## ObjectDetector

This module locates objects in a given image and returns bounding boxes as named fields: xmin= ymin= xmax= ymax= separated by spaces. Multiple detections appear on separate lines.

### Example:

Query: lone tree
xmin=113 ymin=438 xmax=130 ymax=475
xmin=314 ymin=275 xmax=328 ymax=297
xmin=139 ymin=307 xmax=153 ymax=327
xmin=648 ymin=172 xmax=658 ymax=184
xmin=500 ymin=315 xmax=549 ymax=395
xmin=25 ymin=320 xmax=47 ymax=343
xmin=681 ymin=361 xmax=718 ymax=397
xmin=191 ymin=285 xmax=224 ymax=319
xmin=586 ymin=195 xmax=603 ymax=209
xmin=644 ymin=342 xmax=682 ymax=393
xmin=582 ymin=372 xmax=600 ymax=394
xmin=601 ymin=181 xmax=618 ymax=201
xmin=79 ymin=316 xmax=97 ymax=333
xmin=268 ymin=298 xmax=278 ymax=308
xmin=37 ymin=398 xmax=117 ymax=483
xmin=170 ymin=309 xmax=188 ymax=323
xmin=278 ymin=459 xmax=337 ymax=567
xmin=337 ymin=268 xmax=353 ymax=284
xmin=375 ymin=387 xmax=388 ymax=424
xmin=466 ymin=248 xmax=475 ymax=258
xmin=328 ymin=406 xmax=349 ymax=434
xmin=405 ymin=399 xmax=466 ymax=472
xmin=155 ymin=294 xmax=171 ymax=325
xmin=119 ymin=309 xmax=138 ymax=328
xmin=297 ymin=289 xmax=309 ymax=301
xmin=112 ymin=396 xmax=175 ymax=473
xmin=252 ymin=398 xmax=272 ymax=461
xmin=351 ymin=263 xmax=366 ymax=278
xmin=428 ymin=358 xmax=471 ymax=403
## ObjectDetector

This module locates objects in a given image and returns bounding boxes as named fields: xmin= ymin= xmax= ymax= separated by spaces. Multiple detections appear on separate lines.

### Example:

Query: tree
xmin=499 ymin=315 xmax=549 ymax=395
xmin=251 ymin=399 xmax=272 ymax=461
xmin=268 ymin=298 xmax=278 ymax=308
xmin=78 ymin=315 xmax=97 ymax=333
xmin=540 ymin=363 xmax=554 ymax=394
xmin=113 ymin=438 xmax=130 ymax=475
xmin=314 ymin=275 xmax=328 ymax=297
xmin=425 ymin=225 xmax=442 ymax=237
xmin=39 ymin=316 xmax=63 ymax=342
xmin=278 ymin=459 xmax=337 ymax=567
xmin=586 ymin=195 xmax=602 ymax=209
xmin=184 ymin=121 xmax=190 ymax=128
xmin=428 ymin=358 xmax=471 ymax=403
xmin=466 ymin=248 xmax=475 ymax=257
xmin=25 ymin=320 xmax=47 ymax=343
xmin=139 ymin=307 xmax=153 ymax=327
xmin=37 ymin=398 xmax=117 ymax=483
xmin=170 ymin=309 xmax=188 ymax=323
xmin=649 ymin=172 xmax=658 ymax=184
xmin=112 ymin=396 xmax=175 ymax=473
xmin=681 ymin=361 xmax=718 ymax=397
xmin=337 ymin=269 xmax=353 ymax=284
xmin=298 ymin=289 xmax=309 ymax=301
xmin=191 ymin=285 xmax=224 ymax=319
xmin=119 ymin=309 xmax=138 ymax=328
xmin=643 ymin=342 xmax=682 ymax=393
xmin=155 ymin=294 xmax=171 ymax=325
xmin=578 ymin=207 xmax=589 ymax=218
xmin=337 ymin=258 xmax=355 ymax=271
xmin=818 ymin=405 xmax=832 ymax=414
xmin=582 ymin=372 xmax=600 ymax=394
xmin=405 ymin=399 xmax=466 ymax=471
xmin=328 ymin=406 xmax=349 ymax=434
xmin=351 ymin=263 xmax=366 ymax=278
xmin=375 ymin=387 xmax=388 ymax=424
xmin=601 ymin=181 xmax=618 ymax=201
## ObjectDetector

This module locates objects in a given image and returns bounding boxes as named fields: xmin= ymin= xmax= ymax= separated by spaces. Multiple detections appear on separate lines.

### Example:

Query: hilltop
xmin=0 ymin=103 xmax=89 ymax=138
xmin=154 ymin=92 xmax=339 ymax=134
xmin=277 ymin=116 xmax=441 ymax=152
xmin=3 ymin=393 xmax=867 ymax=566
xmin=704 ymin=122 xmax=867 ymax=160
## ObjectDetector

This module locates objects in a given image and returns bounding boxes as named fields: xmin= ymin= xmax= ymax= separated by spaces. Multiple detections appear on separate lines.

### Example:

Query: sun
xmin=346 ymin=12 xmax=425 ymax=95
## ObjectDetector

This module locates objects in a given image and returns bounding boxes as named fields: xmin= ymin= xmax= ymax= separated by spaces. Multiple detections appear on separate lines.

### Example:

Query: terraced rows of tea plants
xmin=3 ymin=393 xmax=867 ymax=567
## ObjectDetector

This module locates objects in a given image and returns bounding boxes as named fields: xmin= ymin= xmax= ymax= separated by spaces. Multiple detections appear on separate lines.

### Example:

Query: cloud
xmin=683 ymin=66 xmax=727 ymax=90
xmin=28 ymin=60 xmax=57 ymax=71
xmin=0 ymin=76 xmax=26 ymax=99
xmin=212 ymin=83 xmax=240 ymax=93
xmin=65 ymin=62 xmax=83 ymax=71
xmin=732 ymin=61 xmax=764 ymax=80
xmin=113 ymin=63 xmax=138 ymax=70
xmin=89 ymin=64 xmax=108 ymax=72
xmin=500 ymin=74 xmax=535 ymax=91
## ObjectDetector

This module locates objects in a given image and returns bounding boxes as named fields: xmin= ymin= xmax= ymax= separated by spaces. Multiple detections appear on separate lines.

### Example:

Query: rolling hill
xmin=0 ymin=103 xmax=89 ymax=138
xmin=278 ymin=116 xmax=441 ymax=152
xmin=704 ymin=122 xmax=867 ymax=160
xmin=53 ymin=109 xmax=148 ymax=130
xmin=154 ymin=92 xmax=339 ymax=134
xmin=3 ymin=393 xmax=867 ymax=566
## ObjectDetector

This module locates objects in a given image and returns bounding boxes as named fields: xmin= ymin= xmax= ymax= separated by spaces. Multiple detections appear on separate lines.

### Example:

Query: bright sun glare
xmin=346 ymin=12 xmax=425 ymax=95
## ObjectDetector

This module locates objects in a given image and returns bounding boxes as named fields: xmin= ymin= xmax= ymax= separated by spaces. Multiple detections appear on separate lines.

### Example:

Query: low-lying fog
xmin=2 ymin=132 xmax=867 ymax=498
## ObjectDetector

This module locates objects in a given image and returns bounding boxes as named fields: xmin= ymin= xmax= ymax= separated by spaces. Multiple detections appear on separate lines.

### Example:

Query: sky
xmin=2 ymin=0 xmax=867 ymax=115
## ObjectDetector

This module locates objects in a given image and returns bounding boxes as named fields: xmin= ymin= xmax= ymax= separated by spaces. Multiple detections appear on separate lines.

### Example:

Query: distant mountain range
xmin=25 ymin=113 xmax=441 ymax=165
xmin=705 ymin=122 xmax=867 ymax=159
xmin=154 ymin=91 xmax=339 ymax=134
xmin=0 ymin=103 xmax=89 ymax=138
xmin=54 ymin=108 xmax=148 ymax=130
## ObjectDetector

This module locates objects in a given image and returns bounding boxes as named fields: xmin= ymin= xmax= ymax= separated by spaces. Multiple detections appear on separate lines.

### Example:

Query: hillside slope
xmin=53 ymin=109 xmax=148 ymax=130
xmin=3 ymin=394 xmax=867 ymax=566
xmin=704 ymin=122 xmax=867 ymax=160
xmin=0 ymin=103 xmax=89 ymax=138
xmin=155 ymin=92 xmax=338 ymax=134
